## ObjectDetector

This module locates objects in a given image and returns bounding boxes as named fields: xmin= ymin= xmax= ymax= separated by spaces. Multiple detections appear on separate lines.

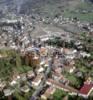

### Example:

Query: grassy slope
xmin=25 ymin=0 xmax=93 ymax=22
xmin=1 ymin=0 xmax=93 ymax=21
xmin=63 ymin=1 xmax=93 ymax=21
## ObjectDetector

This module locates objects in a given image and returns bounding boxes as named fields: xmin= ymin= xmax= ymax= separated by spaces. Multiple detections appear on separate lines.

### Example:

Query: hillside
xmin=0 ymin=0 xmax=93 ymax=21
xmin=20 ymin=0 xmax=93 ymax=21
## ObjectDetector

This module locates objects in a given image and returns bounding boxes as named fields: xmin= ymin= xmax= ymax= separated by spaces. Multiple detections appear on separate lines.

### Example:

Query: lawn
xmin=16 ymin=66 xmax=32 ymax=74
xmin=64 ymin=72 xmax=83 ymax=89
xmin=52 ymin=89 xmax=67 ymax=100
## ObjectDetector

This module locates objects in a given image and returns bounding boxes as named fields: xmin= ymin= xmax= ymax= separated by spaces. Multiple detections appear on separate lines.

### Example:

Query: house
xmin=69 ymin=66 xmax=76 ymax=74
xmin=80 ymin=51 xmax=91 ymax=58
xmin=27 ymin=71 xmax=35 ymax=79
xmin=32 ymin=74 xmax=44 ymax=88
xmin=32 ymin=55 xmax=40 ymax=67
xmin=69 ymin=60 xmax=75 ymax=66
xmin=52 ymin=72 xmax=61 ymax=81
xmin=52 ymin=71 xmax=69 ymax=85
xmin=10 ymin=80 xmax=17 ymax=86
xmin=20 ymin=73 xmax=27 ymax=81
xmin=75 ymin=41 xmax=81 ymax=46
xmin=25 ymin=51 xmax=40 ymax=67
xmin=40 ymin=60 xmax=45 ymax=66
xmin=20 ymin=85 xmax=30 ymax=93
xmin=41 ymin=86 xmax=56 ymax=100
xmin=40 ymin=47 xmax=48 ymax=56
xmin=54 ymin=67 xmax=62 ymax=74
xmin=79 ymin=77 xmax=93 ymax=98
xmin=79 ymin=83 xmax=93 ymax=98
xmin=62 ymin=48 xmax=77 ymax=60
xmin=64 ymin=65 xmax=76 ymax=74
xmin=40 ymin=58 xmax=49 ymax=68
xmin=11 ymin=72 xmax=20 ymax=82
xmin=53 ymin=57 xmax=63 ymax=68
xmin=59 ymin=77 xmax=69 ymax=86
xmin=37 ymin=67 xmax=44 ymax=73
xmin=3 ymin=88 xmax=14 ymax=98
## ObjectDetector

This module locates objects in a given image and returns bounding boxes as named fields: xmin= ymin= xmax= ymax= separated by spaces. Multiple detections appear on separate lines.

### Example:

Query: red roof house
xmin=79 ymin=84 xmax=93 ymax=98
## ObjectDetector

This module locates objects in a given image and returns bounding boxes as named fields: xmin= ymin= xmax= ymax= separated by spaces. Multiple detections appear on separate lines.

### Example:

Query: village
xmin=0 ymin=0 xmax=93 ymax=99
xmin=0 ymin=18 xmax=93 ymax=100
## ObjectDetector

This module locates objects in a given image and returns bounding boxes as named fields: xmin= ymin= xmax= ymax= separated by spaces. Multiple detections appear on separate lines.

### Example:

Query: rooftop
xmin=80 ymin=83 xmax=93 ymax=95
xmin=41 ymin=86 xmax=56 ymax=99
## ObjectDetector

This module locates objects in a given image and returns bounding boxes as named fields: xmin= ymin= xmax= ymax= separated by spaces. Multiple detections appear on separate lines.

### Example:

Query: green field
xmin=40 ymin=0 xmax=93 ymax=22
xmin=63 ymin=1 xmax=93 ymax=22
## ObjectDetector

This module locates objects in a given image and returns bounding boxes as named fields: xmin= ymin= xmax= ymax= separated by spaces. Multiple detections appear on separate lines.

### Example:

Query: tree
xmin=16 ymin=53 xmax=22 ymax=67
xmin=67 ymin=74 xmax=83 ymax=89
xmin=53 ymin=89 xmax=67 ymax=100
xmin=68 ymin=95 xmax=84 ymax=100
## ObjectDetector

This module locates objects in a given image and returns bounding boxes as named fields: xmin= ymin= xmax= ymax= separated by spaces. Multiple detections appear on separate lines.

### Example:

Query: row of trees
xmin=46 ymin=36 xmax=75 ymax=48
